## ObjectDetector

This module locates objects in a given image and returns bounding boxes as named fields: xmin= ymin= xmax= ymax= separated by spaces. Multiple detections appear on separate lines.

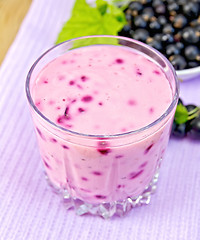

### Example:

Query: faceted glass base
xmin=46 ymin=166 xmax=160 ymax=219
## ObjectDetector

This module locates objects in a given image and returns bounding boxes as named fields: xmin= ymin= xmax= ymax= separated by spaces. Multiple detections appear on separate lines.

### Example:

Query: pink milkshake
xmin=26 ymin=36 xmax=179 ymax=217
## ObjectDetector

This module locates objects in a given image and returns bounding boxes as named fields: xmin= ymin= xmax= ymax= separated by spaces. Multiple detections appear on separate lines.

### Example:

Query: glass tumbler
xmin=26 ymin=35 xmax=179 ymax=218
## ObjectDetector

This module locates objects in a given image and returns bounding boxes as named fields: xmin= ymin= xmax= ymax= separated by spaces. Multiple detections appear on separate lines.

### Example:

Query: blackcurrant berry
xmin=161 ymin=33 xmax=174 ymax=45
xmin=183 ymin=2 xmax=200 ymax=18
xmin=184 ymin=45 xmax=200 ymax=61
xmin=172 ymin=14 xmax=188 ymax=29
xmin=147 ymin=38 xmax=163 ymax=50
xmin=169 ymin=55 xmax=187 ymax=70
xmin=120 ymin=0 xmax=200 ymax=71
xmin=118 ymin=25 xmax=132 ymax=37
xmin=168 ymin=2 xmax=180 ymax=14
xmin=155 ymin=3 xmax=166 ymax=14
xmin=154 ymin=33 xmax=163 ymax=41
xmin=152 ymin=0 xmax=163 ymax=7
xmin=163 ymin=24 xmax=175 ymax=34
xmin=149 ymin=20 xmax=162 ymax=32
xmin=128 ymin=1 xmax=143 ymax=12
xmin=182 ymin=27 xmax=200 ymax=44
xmin=142 ymin=7 xmax=154 ymax=20
xmin=157 ymin=16 xmax=168 ymax=26
xmin=133 ymin=15 xmax=147 ymax=28
xmin=187 ymin=116 xmax=200 ymax=139
xmin=166 ymin=44 xmax=180 ymax=56
xmin=172 ymin=122 xmax=187 ymax=138
xmin=132 ymin=28 xmax=150 ymax=42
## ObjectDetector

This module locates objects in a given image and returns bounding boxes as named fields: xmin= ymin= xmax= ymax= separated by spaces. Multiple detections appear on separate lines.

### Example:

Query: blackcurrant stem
xmin=187 ymin=108 xmax=200 ymax=121
xmin=188 ymin=107 xmax=200 ymax=116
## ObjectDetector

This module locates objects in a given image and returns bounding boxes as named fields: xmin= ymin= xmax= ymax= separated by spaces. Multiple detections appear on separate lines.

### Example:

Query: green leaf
xmin=71 ymin=0 xmax=89 ymax=15
xmin=174 ymin=104 xmax=189 ymax=124
xmin=55 ymin=0 xmax=126 ymax=45
xmin=96 ymin=0 xmax=108 ymax=15
xmin=107 ymin=3 xmax=126 ymax=23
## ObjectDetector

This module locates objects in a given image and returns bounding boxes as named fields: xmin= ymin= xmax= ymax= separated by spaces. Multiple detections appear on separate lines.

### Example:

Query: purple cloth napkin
xmin=0 ymin=0 xmax=199 ymax=239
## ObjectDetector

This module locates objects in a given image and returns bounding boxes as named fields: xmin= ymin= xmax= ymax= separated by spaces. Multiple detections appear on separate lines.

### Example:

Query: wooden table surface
xmin=0 ymin=0 xmax=32 ymax=65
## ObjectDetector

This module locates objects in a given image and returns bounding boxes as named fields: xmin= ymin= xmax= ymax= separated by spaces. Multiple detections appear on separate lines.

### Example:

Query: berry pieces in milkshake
xmin=32 ymin=45 xmax=172 ymax=135
xmin=30 ymin=45 xmax=174 ymax=204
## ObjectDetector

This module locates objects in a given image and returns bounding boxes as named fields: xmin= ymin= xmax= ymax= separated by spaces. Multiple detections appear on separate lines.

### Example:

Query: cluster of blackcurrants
xmin=118 ymin=0 xmax=200 ymax=70
xmin=172 ymin=98 xmax=200 ymax=139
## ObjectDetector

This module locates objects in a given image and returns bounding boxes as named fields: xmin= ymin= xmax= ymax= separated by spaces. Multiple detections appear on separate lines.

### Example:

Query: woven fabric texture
xmin=0 ymin=0 xmax=199 ymax=239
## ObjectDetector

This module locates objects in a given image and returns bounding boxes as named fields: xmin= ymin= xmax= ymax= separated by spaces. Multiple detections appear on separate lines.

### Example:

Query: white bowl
xmin=176 ymin=66 xmax=200 ymax=81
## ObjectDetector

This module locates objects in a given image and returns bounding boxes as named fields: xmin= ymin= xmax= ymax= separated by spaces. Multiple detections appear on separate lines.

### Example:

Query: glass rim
xmin=25 ymin=35 xmax=179 ymax=139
